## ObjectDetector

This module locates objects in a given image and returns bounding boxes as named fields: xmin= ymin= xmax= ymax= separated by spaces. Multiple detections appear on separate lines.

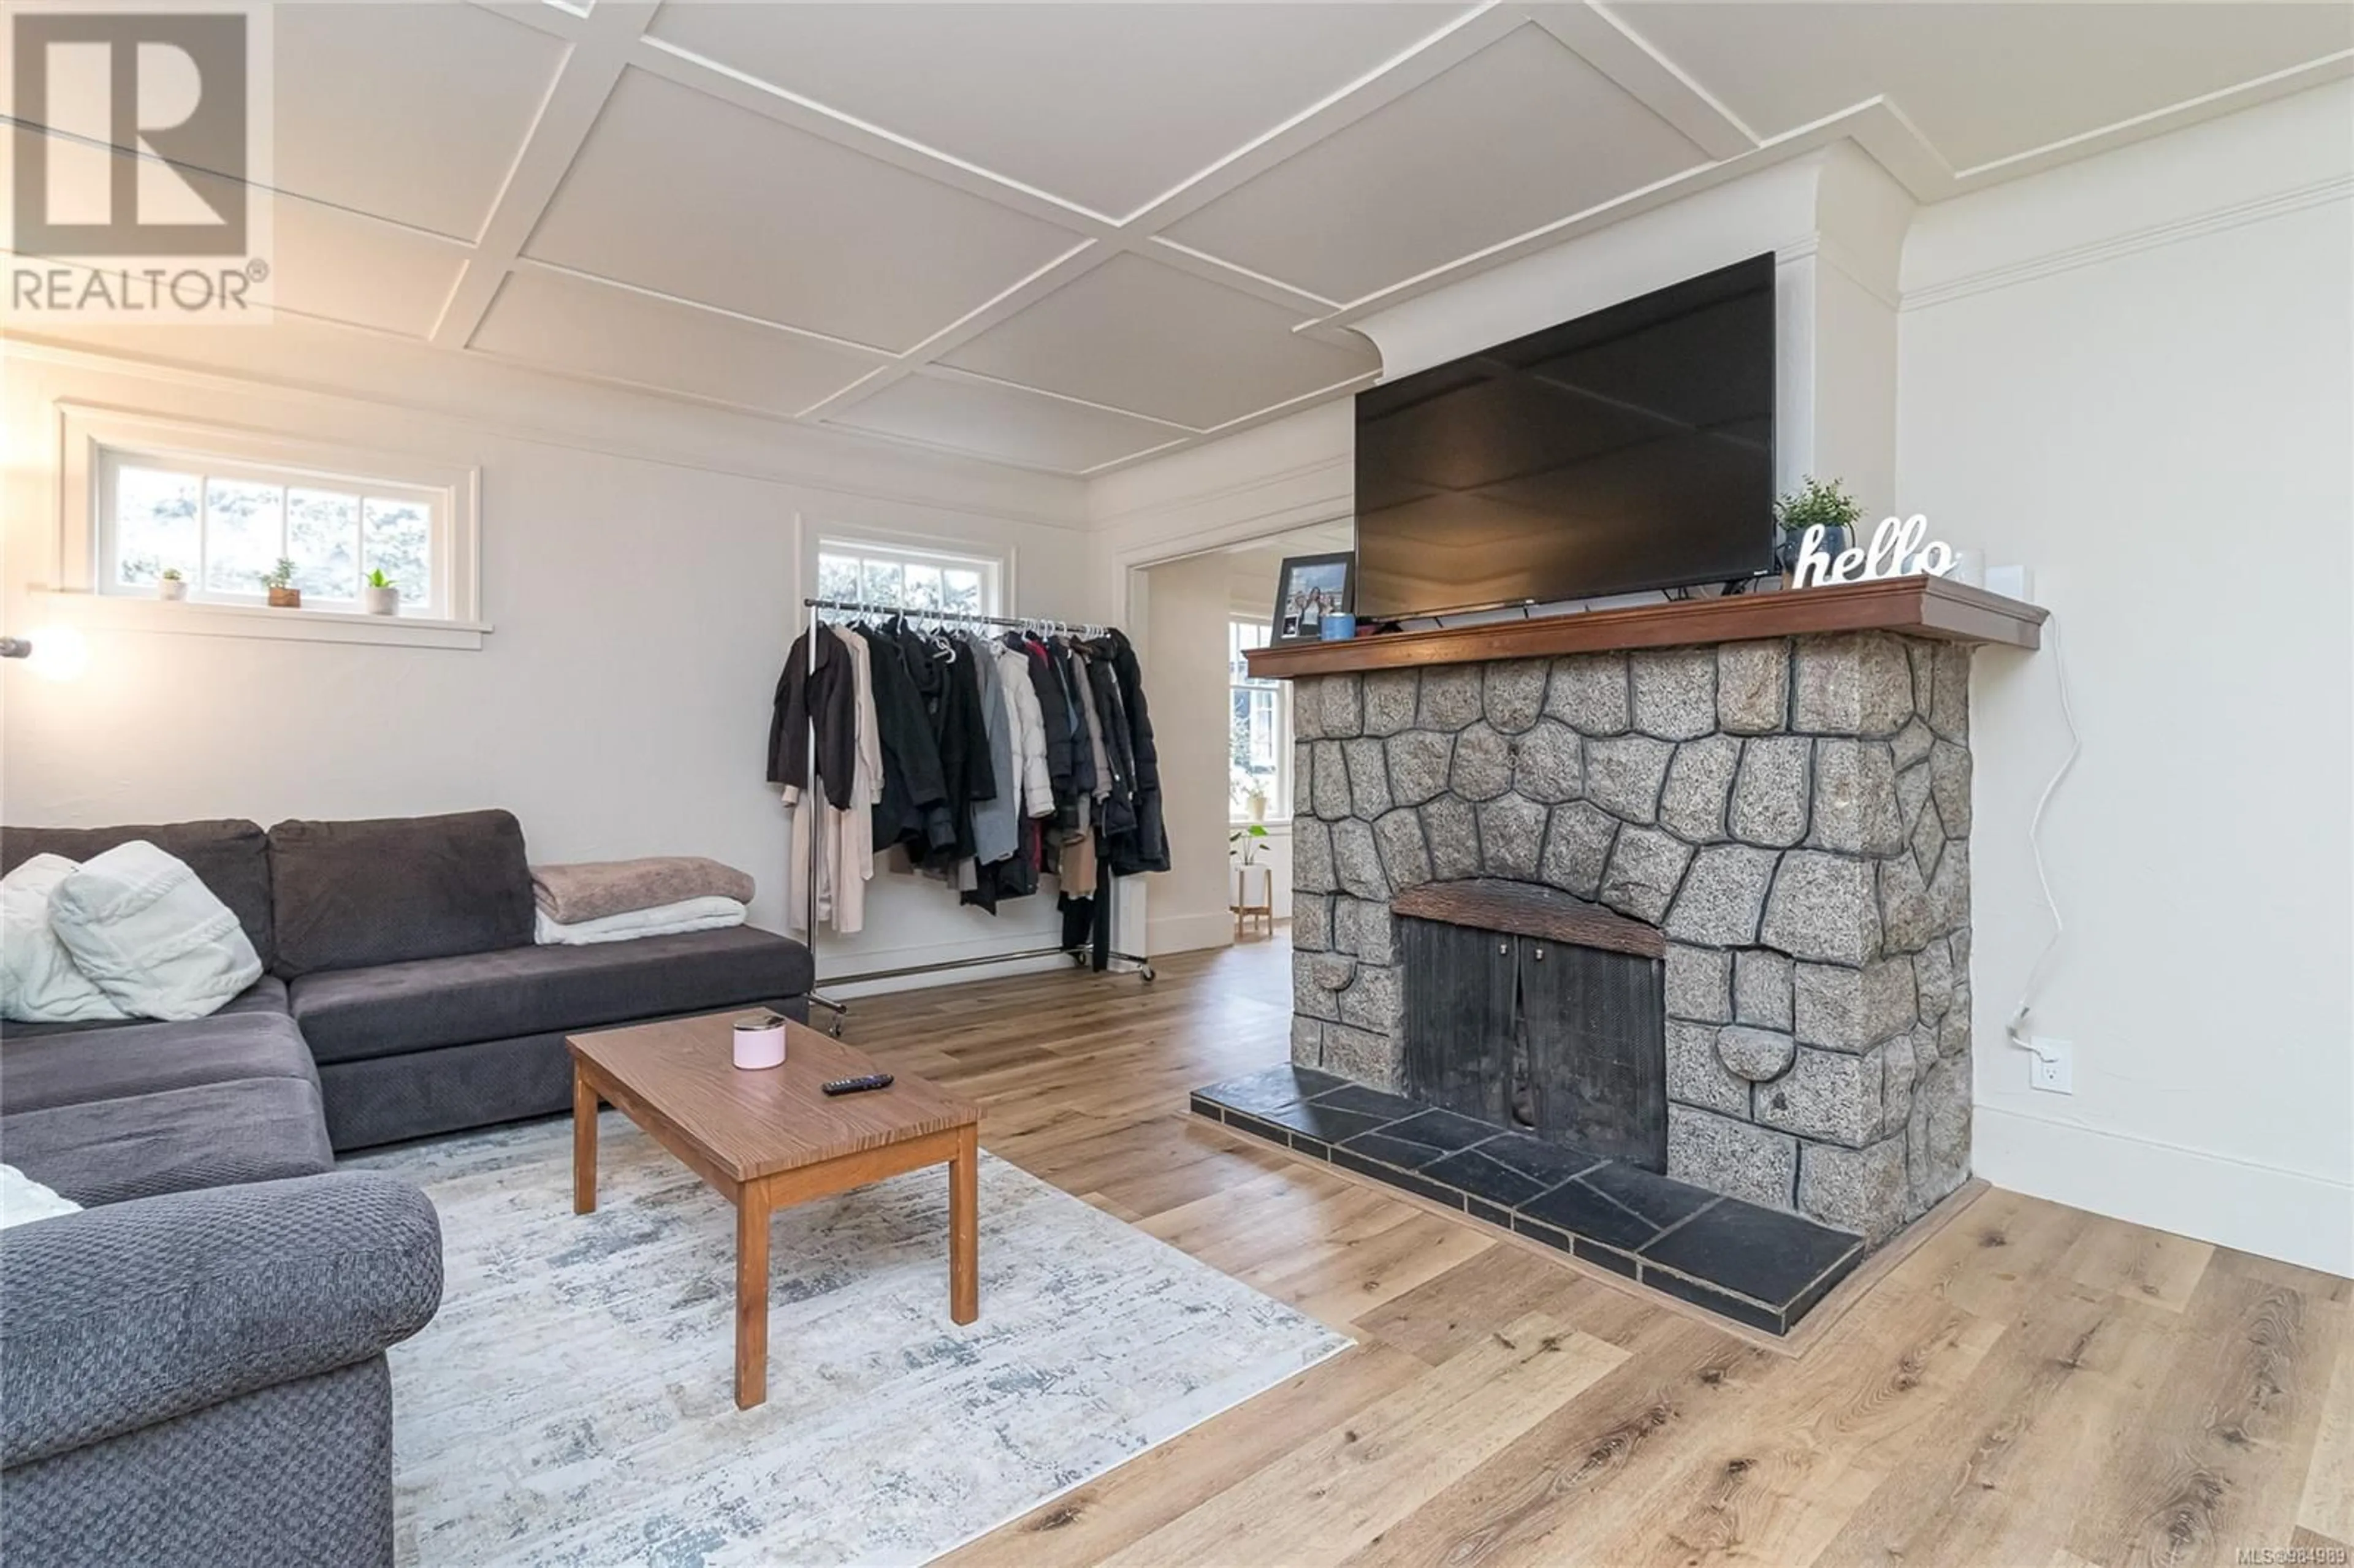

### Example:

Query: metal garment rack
xmin=795 ymin=595 xmax=1154 ymax=1036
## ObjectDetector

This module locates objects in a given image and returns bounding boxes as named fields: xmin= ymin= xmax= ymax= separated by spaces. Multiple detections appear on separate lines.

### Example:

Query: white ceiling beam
xmin=628 ymin=38 xmax=1122 ymax=240
xmin=793 ymin=240 xmax=1104 ymax=421
xmin=1528 ymin=2 xmax=1759 ymax=161
xmin=429 ymin=1 xmax=655 ymax=349
xmin=1105 ymin=3 xmax=1523 ymax=233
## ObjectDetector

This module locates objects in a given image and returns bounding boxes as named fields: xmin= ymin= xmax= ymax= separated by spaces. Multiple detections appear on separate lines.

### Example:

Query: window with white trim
xmin=1230 ymin=618 xmax=1289 ymax=821
xmin=98 ymin=446 xmax=447 ymax=614
xmin=815 ymin=540 xmax=1000 ymax=618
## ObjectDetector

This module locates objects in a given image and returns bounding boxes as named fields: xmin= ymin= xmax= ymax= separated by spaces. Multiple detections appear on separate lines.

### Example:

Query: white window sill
xmin=1228 ymin=818 xmax=1293 ymax=833
xmin=32 ymin=590 xmax=492 ymax=650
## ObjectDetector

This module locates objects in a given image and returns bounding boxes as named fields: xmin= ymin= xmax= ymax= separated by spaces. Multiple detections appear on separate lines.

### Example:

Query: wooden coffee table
xmin=566 ymin=1013 xmax=981 ymax=1409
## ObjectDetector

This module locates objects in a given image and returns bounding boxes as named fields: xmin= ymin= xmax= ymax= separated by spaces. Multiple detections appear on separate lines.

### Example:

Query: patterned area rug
xmin=354 ymin=1114 xmax=1349 ymax=1567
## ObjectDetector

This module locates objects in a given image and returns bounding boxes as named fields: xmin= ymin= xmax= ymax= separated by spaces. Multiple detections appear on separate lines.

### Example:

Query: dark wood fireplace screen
xmin=1393 ymin=880 xmax=1667 ymax=1173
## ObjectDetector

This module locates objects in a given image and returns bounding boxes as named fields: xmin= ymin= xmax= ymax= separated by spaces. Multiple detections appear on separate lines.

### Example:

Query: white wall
xmin=1897 ymin=82 xmax=2354 ymax=1275
xmin=2 ymin=325 xmax=1095 ymax=988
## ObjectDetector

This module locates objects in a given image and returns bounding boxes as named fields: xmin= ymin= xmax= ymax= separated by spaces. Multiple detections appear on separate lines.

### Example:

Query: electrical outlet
xmin=2028 ymin=1037 xmax=2073 ymax=1094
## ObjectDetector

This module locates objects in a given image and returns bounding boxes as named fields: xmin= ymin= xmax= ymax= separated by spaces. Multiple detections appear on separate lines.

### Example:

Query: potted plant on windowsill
xmin=362 ymin=568 xmax=400 ymax=617
xmin=260 ymin=558 xmax=301 ymax=609
xmin=157 ymin=568 xmax=186 ymax=602
xmin=1773 ymin=477 xmax=1861 ymax=580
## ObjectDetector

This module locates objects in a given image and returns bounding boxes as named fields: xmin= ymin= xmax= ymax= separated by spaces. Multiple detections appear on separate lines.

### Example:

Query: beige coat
xmin=783 ymin=625 xmax=882 ymax=936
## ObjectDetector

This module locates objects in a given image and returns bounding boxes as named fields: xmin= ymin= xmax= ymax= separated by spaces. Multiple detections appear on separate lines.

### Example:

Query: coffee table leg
xmin=735 ymin=1187 xmax=771 ymax=1409
xmin=949 ymin=1125 xmax=978 ymax=1325
xmin=572 ymin=1068 xmax=598 ymax=1215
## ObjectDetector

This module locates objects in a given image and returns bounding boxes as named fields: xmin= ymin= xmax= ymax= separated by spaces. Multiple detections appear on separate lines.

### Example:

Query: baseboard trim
xmin=1973 ymin=1103 xmax=2352 ymax=1277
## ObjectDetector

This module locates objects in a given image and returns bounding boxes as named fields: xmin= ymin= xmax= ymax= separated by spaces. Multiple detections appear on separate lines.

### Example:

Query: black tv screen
xmin=1354 ymin=254 xmax=1777 ymax=618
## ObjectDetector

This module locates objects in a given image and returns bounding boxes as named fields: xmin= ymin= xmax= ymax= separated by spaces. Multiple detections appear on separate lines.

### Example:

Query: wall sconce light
xmin=0 ymin=628 xmax=90 ymax=681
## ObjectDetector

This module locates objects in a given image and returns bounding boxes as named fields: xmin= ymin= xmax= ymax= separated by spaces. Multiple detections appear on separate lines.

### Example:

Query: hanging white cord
xmin=2006 ymin=611 xmax=2082 ymax=1056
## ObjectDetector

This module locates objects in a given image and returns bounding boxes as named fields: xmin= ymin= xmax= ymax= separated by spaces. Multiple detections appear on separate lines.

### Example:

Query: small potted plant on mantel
xmin=260 ymin=558 xmax=300 ymax=609
xmin=157 ymin=567 xmax=186 ymax=602
xmin=362 ymin=568 xmax=399 ymax=617
xmin=1773 ymin=477 xmax=1861 ymax=581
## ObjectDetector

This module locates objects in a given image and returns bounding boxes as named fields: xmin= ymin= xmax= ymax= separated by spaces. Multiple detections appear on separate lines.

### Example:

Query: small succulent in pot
xmin=1773 ymin=476 xmax=1862 ymax=573
xmin=158 ymin=566 xmax=187 ymax=602
xmin=260 ymin=558 xmax=301 ymax=608
xmin=362 ymin=568 xmax=400 ymax=617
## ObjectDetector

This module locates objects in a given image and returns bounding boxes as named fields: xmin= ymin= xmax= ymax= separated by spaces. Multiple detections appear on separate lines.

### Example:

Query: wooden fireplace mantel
xmin=1244 ymin=576 xmax=2046 ymax=680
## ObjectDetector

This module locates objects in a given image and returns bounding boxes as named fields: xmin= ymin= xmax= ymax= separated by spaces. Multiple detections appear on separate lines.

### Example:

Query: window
xmin=1230 ymin=619 xmax=1289 ymax=821
xmin=55 ymin=406 xmax=484 ymax=647
xmin=100 ymin=448 xmax=443 ymax=613
xmin=815 ymin=541 xmax=1000 ymax=617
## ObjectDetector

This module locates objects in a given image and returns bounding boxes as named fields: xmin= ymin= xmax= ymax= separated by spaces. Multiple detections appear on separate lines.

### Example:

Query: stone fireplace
xmin=1286 ymin=626 xmax=1981 ymax=1244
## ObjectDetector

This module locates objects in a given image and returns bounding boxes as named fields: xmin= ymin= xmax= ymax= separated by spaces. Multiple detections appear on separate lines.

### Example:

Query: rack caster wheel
xmin=1140 ymin=966 xmax=1156 ymax=982
xmin=829 ymin=1018 xmax=845 ymax=1038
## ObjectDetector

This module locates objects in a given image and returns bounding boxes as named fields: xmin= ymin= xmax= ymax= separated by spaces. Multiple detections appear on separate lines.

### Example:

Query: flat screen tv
xmin=1353 ymin=254 xmax=1777 ymax=619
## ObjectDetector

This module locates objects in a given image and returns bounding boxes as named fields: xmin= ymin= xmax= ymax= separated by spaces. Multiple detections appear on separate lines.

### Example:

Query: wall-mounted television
xmin=1353 ymin=254 xmax=1778 ymax=619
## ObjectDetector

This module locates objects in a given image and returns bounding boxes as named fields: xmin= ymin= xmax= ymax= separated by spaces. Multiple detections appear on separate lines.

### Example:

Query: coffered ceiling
xmin=9 ymin=2 xmax=2348 ymax=477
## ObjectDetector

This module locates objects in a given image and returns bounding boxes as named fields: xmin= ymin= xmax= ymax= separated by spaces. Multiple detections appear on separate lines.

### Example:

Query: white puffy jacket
xmin=994 ymin=645 xmax=1056 ymax=819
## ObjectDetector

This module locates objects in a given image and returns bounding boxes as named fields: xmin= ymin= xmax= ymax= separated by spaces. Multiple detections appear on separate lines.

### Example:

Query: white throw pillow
xmin=0 ymin=1163 xmax=81 ymax=1229
xmin=1 ymin=854 xmax=131 ymax=1024
xmin=48 ymin=841 xmax=262 ymax=1021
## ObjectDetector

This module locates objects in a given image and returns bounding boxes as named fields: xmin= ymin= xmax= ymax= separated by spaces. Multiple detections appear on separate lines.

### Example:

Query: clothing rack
xmin=796 ymin=596 xmax=1154 ymax=1036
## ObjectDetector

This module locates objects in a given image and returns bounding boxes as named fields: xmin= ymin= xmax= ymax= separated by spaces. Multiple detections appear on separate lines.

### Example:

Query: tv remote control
xmin=821 ymin=1073 xmax=893 ymax=1095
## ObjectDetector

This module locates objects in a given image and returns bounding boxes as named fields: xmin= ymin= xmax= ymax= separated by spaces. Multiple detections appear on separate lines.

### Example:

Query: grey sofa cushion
xmin=2 ymin=820 xmax=274 ymax=971
xmin=0 ymin=973 xmax=288 ymax=1042
xmin=0 ymin=1008 xmax=314 ymax=1116
xmin=288 ymin=925 xmax=815 ymax=1065
xmin=1 ymin=1078 xmax=335 ymax=1206
xmin=268 ymin=810 xmax=534 ymax=978
xmin=1 ymin=1358 xmax=397 ymax=1568
xmin=317 ymin=994 xmax=811 ymax=1152
xmin=0 ymin=1171 xmax=440 ymax=1467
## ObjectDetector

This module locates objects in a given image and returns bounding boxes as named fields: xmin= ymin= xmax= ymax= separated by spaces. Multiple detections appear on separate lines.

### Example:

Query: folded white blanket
xmin=534 ymin=895 xmax=746 ymax=946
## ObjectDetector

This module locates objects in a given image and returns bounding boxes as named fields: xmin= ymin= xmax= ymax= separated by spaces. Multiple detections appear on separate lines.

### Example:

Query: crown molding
xmin=1902 ymin=172 xmax=2354 ymax=313
xmin=3 ymin=335 xmax=1088 ymax=529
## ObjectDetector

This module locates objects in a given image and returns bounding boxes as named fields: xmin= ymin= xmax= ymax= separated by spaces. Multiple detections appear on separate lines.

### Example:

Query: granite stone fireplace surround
xmin=1277 ymin=630 xmax=1978 ymax=1247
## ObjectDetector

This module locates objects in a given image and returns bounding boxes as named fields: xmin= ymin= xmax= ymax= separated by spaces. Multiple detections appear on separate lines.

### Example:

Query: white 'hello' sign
xmin=1792 ymin=514 xmax=1956 ymax=588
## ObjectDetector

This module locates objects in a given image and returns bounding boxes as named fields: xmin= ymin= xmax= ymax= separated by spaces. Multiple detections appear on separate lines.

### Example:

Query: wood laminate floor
xmin=840 ymin=938 xmax=2352 ymax=1568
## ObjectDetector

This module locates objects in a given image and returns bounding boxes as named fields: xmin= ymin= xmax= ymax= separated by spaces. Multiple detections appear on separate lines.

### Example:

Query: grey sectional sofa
xmin=0 ymin=811 xmax=815 ymax=1566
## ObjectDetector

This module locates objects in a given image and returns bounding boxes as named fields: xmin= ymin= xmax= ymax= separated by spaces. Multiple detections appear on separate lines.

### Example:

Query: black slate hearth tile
xmin=1517 ymin=1177 xmax=1661 ymax=1254
xmin=1579 ymin=1160 xmax=1720 ymax=1230
xmin=1254 ymin=1098 xmax=1392 ymax=1147
xmin=1381 ymin=1108 xmax=1498 ymax=1155
xmin=1331 ymin=1147 xmax=1467 ymax=1209
xmin=1197 ymin=1065 xmax=1344 ymax=1116
xmin=1221 ymin=1109 xmax=1297 ymax=1149
xmin=1340 ymin=1129 xmax=1453 ymax=1170
xmin=1640 ymin=1263 xmax=1785 ymax=1334
xmin=1575 ymin=1238 xmax=1640 ymax=1279
xmin=1512 ymin=1213 xmax=1577 ymax=1255
xmin=1639 ymin=1198 xmax=1864 ymax=1308
xmin=1468 ymin=1130 xmax=1608 ymax=1191
xmin=1307 ymin=1083 xmax=1423 ymax=1122
xmin=1187 ymin=1095 xmax=1221 ymax=1121
xmin=1422 ymin=1147 xmax=1555 ymax=1211
xmin=1780 ymin=1246 xmax=1862 ymax=1327
xmin=1466 ymin=1195 xmax=1516 ymax=1229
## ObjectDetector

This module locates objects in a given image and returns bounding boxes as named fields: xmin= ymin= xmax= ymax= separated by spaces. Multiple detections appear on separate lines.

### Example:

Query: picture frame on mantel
xmin=1270 ymin=552 xmax=1355 ymax=645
